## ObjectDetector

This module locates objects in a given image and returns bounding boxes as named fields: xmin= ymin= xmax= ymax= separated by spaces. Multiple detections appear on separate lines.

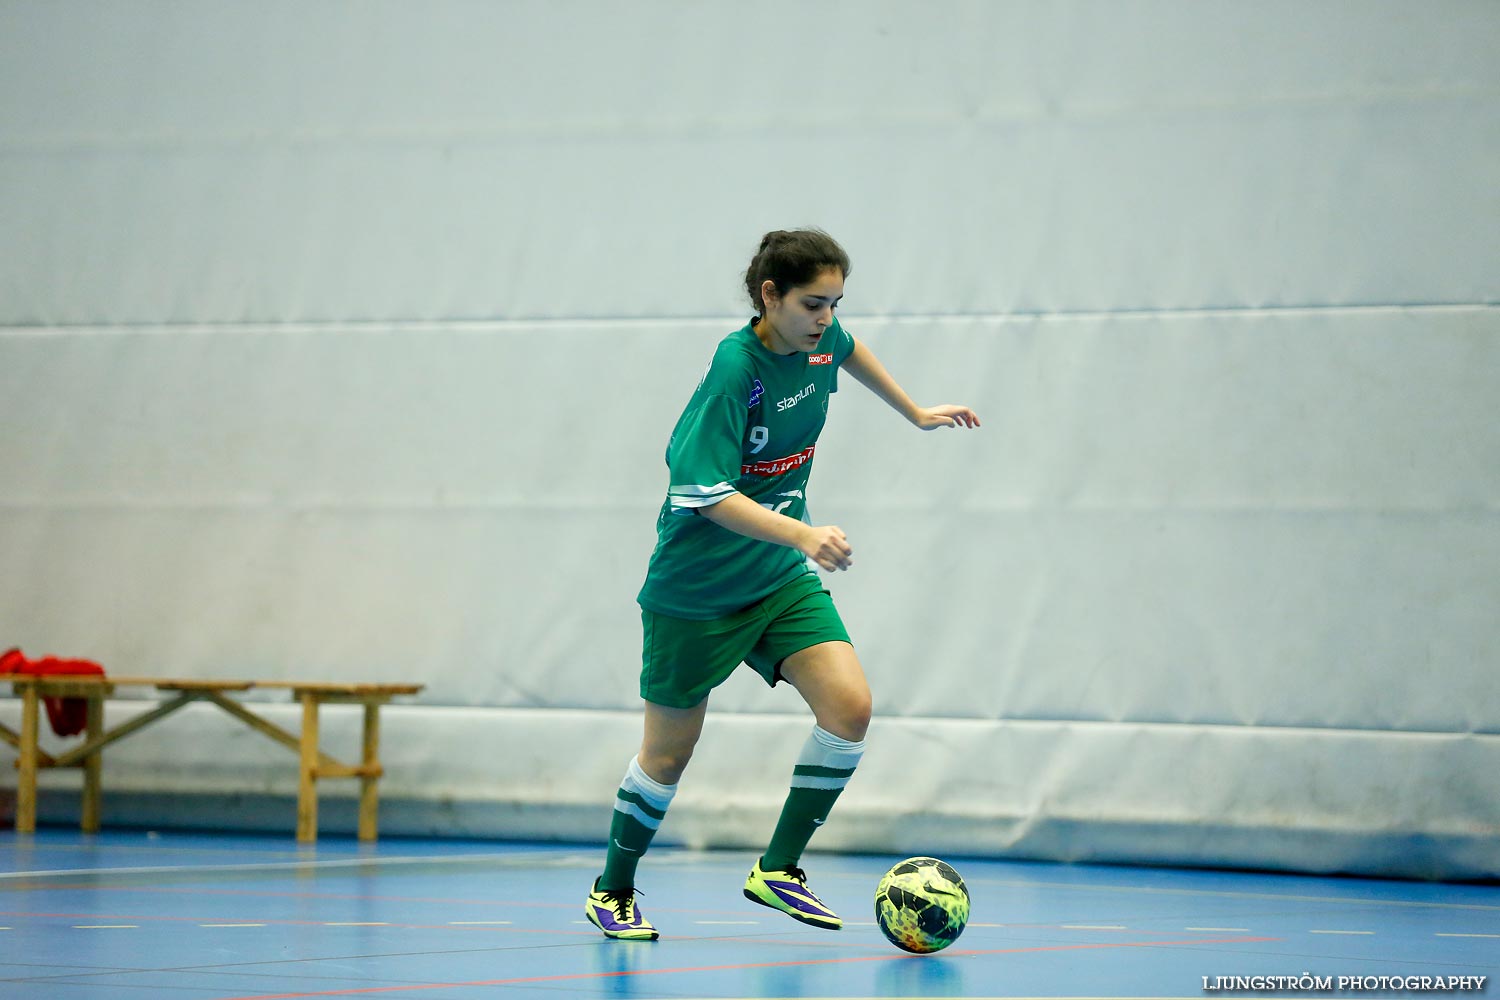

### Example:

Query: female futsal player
xmin=585 ymin=229 xmax=980 ymax=939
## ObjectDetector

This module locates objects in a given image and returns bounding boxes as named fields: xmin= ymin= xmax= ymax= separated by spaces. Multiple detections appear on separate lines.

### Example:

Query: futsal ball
xmin=874 ymin=856 xmax=970 ymax=954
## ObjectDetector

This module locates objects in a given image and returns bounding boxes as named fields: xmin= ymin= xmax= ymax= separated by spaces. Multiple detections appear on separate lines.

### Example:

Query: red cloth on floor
xmin=1 ymin=648 xmax=106 ymax=737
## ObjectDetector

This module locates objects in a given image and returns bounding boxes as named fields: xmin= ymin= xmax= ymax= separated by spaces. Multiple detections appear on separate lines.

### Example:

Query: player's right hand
xmin=800 ymin=525 xmax=853 ymax=572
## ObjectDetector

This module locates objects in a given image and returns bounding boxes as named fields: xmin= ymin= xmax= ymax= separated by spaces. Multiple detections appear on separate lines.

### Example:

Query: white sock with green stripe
xmin=599 ymin=755 xmax=677 ymax=891
xmin=761 ymin=724 xmax=865 ymax=871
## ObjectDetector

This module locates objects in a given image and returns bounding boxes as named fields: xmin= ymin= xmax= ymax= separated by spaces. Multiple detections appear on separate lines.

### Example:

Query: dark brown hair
xmin=743 ymin=229 xmax=851 ymax=315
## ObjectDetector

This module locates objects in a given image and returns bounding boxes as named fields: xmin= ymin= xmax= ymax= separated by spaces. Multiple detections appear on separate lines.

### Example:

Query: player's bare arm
xmin=697 ymin=493 xmax=853 ymax=572
xmin=841 ymin=337 xmax=981 ymax=431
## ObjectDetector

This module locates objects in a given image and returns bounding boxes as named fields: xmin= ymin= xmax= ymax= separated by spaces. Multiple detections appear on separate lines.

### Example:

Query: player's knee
xmin=639 ymin=745 xmax=695 ymax=785
xmin=827 ymin=689 xmax=872 ymax=742
xmin=849 ymin=694 xmax=873 ymax=740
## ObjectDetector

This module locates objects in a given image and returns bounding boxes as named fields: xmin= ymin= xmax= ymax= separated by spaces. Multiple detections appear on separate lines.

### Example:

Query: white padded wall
xmin=2 ymin=1 xmax=1497 ymax=878
xmin=2 ymin=1 xmax=1496 ymax=323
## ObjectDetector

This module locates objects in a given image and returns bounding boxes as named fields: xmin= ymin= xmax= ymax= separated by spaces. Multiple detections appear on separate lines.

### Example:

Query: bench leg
xmin=81 ymin=695 xmax=105 ymax=833
xmin=296 ymin=693 xmax=320 ymax=843
xmin=17 ymin=685 xmax=39 ymax=834
xmin=358 ymin=702 xmax=380 ymax=842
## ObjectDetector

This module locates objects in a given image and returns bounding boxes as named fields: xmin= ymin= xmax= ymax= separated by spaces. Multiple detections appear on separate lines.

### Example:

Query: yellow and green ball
xmin=874 ymin=856 xmax=970 ymax=954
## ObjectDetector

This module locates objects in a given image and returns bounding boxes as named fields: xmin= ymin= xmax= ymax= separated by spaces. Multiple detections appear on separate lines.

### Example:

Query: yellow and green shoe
xmin=743 ymin=859 xmax=842 ymax=930
xmin=585 ymin=880 xmax=659 ymax=940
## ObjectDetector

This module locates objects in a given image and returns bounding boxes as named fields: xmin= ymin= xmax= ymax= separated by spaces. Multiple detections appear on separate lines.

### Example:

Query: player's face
xmin=759 ymin=267 xmax=844 ymax=355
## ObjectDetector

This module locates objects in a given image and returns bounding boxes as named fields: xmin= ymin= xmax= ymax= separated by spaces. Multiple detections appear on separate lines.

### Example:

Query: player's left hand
xmin=913 ymin=404 xmax=980 ymax=431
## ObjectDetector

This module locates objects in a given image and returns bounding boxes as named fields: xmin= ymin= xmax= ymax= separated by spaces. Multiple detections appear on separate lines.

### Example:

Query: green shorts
xmin=640 ymin=573 xmax=852 ymax=709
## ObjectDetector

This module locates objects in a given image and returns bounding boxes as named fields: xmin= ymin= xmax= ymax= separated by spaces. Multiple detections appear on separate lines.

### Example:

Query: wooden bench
xmin=0 ymin=674 xmax=423 ymax=842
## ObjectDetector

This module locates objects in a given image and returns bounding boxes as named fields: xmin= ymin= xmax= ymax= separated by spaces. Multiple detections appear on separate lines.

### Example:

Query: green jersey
xmin=637 ymin=317 xmax=857 ymax=619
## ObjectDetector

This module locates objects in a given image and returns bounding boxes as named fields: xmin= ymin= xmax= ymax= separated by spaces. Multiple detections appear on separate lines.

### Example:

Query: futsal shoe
xmin=743 ymin=859 xmax=842 ymax=930
xmin=585 ymin=881 xmax=659 ymax=940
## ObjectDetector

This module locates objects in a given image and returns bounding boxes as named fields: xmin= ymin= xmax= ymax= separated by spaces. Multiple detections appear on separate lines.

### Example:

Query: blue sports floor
xmin=1 ymin=829 xmax=1495 ymax=999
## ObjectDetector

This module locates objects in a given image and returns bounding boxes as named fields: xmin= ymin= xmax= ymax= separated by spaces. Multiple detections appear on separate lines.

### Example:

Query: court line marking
xmin=1310 ymin=929 xmax=1375 ymax=935
xmin=1063 ymin=924 xmax=1128 ymax=930
xmin=59 ymin=883 xmax=591 ymax=913
xmin=213 ymin=935 xmax=1278 ymax=1000
xmin=1435 ymin=932 xmax=1500 ymax=938
xmin=962 ymin=876 xmax=1500 ymax=912
xmin=672 ymin=854 xmax=1500 ymax=912
xmin=72 ymin=924 xmax=138 ymax=929
xmin=200 ymin=923 xmax=267 ymax=928
xmin=0 ymin=852 xmax=559 ymax=881
xmin=14 ymin=846 xmax=1495 ymax=914
xmin=0 ymin=910 xmax=598 ymax=938
xmin=1186 ymin=926 xmax=1250 ymax=932
xmin=1003 ymin=924 xmax=1267 ymax=939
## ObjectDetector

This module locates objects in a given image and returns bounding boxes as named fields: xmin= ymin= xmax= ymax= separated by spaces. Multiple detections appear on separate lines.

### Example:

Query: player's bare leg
xmin=638 ymin=698 xmax=709 ymax=784
xmin=780 ymin=640 xmax=871 ymax=742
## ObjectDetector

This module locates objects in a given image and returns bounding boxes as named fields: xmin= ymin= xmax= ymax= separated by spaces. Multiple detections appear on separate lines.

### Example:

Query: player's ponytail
xmin=744 ymin=229 xmax=851 ymax=316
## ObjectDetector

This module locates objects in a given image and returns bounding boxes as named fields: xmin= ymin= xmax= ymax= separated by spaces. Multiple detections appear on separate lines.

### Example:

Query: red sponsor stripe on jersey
xmin=742 ymin=444 xmax=816 ymax=477
xmin=808 ymin=353 xmax=833 ymax=365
